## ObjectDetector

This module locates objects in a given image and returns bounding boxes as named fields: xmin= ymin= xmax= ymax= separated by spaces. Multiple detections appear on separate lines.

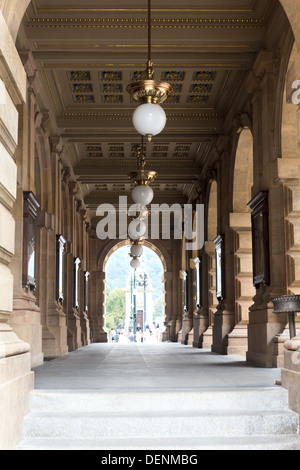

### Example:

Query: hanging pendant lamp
xmin=128 ymin=136 xmax=157 ymax=206
xmin=127 ymin=0 xmax=172 ymax=142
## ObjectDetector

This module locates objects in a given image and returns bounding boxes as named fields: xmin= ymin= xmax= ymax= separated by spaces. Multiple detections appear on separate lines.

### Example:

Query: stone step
xmin=18 ymin=387 xmax=300 ymax=451
xmin=22 ymin=409 xmax=299 ymax=439
xmin=29 ymin=387 xmax=289 ymax=413
xmin=17 ymin=435 xmax=300 ymax=451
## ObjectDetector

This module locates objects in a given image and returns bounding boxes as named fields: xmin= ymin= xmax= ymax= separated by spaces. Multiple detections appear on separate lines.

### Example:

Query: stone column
xmin=10 ymin=188 xmax=43 ymax=368
xmin=36 ymin=212 xmax=68 ymax=359
xmin=95 ymin=271 xmax=108 ymax=342
xmin=82 ymin=271 xmax=91 ymax=346
xmin=191 ymin=256 xmax=209 ymax=348
xmin=282 ymin=334 xmax=300 ymax=415
xmin=227 ymin=213 xmax=256 ymax=355
xmin=79 ymin=209 xmax=91 ymax=346
xmin=162 ymin=271 xmax=173 ymax=341
xmin=245 ymin=50 xmax=291 ymax=367
xmin=180 ymin=270 xmax=193 ymax=345
xmin=9 ymin=52 xmax=44 ymax=368
xmin=0 ymin=13 xmax=34 ymax=449
xmin=202 ymin=241 xmax=217 ymax=348
xmin=211 ymin=150 xmax=236 ymax=355
xmin=187 ymin=258 xmax=197 ymax=346
xmin=64 ymin=242 xmax=82 ymax=351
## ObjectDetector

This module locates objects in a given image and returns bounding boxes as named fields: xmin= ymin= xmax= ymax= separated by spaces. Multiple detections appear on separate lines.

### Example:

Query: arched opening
xmin=280 ymin=44 xmax=300 ymax=297
xmin=228 ymin=128 xmax=255 ymax=356
xmin=102 ymin=240 xmax=166 ymax=344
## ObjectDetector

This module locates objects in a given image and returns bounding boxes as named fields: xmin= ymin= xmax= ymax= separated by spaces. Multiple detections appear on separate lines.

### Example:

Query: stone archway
xmin=94 ymin=238 xmax=175 ymax=343
xmin=227 ymin=128 xmax=255 ymax=355
xmin=103 ymin=240 xmax=166 ymax=342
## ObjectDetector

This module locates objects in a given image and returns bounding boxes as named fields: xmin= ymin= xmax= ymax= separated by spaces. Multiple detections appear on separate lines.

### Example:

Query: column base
xmin=247 ymin=292 xmax=289 ymax=368
xmin=247 ymin=318 xmax=288 ymax=368
xmin=202 ymin=326 xmax=213 ymax=349
xmin=81 ymin=312 xmax=91 ymax=346
xmin=187 ymin=328 xmax=194 ymax=346
xmin=67 ymin=311 xmax=82 ymax=352
xmin=43 ymin=303 xmax=69 ymax=359
xmin=227 ymin=324 xmax=248 ymax=356
xmin=181 ymin=316 xmax=193 ymax=345
xmin=211 ymin=307 xmax=235 ymax=355
xmin=177 ymin=329 xmax=182 ymax=344
xmin=0 ymin=351 xmax=34 ymax=450
xmin=282 ymin=336 xmax=300 ymax=415
xmin=193 ymin=311 xmax=209 ymax=348
xmin=11 ymin=294 xmax=44 ymax=368
xmin=94 ymin=330 xmax=108 ymax=343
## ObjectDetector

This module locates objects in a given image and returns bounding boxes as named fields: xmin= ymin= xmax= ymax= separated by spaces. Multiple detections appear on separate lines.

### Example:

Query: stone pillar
xmin=227 ymin=213 xmax=256 ymax=355
xmin=179 ymin=270 xmax=193 ymax=345
xmin=190 ymin=257 xmax=209 ymax=348
xmin=187 ymin=258 xmax=196 ymax=346
xmin=64 ymin=242 xmax=82 ymax=351
xmin=36 ymin=212 xmax=68 ymax=359
xmin=211 ymin=229 xmax=235 ymax=355
xmin=162 ymin=271 xmax=173 ymax=342
xmin=193 ymin=253 xmax=209 ymax=349
xmin=79 ymin=210 xmax=91 ymax=346
xmin=245 ymin=50 xmax=292 ymax=367
xmin=89 ymin=268 xmax=108 ymax=343
xmin=282 ymin=334 xmax=300 ymax=415
xmin=9 ymin=52 xmax=44 ymax=368
xmin=202 ymin=241 xmax=217 ymax=348
xmin=82 ymin=271 xmax=91 ymax=346
xmin=0 ymin=12 xmax=34 ymax=449
xmin=10 ymin=188 xmax=43 ymax=368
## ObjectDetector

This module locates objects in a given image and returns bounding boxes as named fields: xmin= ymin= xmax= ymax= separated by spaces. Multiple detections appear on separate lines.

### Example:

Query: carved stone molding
xmin=68 ymin=181 xmax=79 ymax=197
xmin=50 ymin=136 xmax=65 ymax=156
xmin=245 ymin=49 xmax=278 ymax=94
xmin=206 ymin=168 xmax=217 ymax=183
xmin=62 ymin=167 xmax=71 ymax=184
xmin=233 ymin=112 xmax=253 ymax=133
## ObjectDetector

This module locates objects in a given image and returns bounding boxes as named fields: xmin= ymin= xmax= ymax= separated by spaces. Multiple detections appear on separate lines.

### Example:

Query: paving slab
xmin=33 ymin=343 xmax=281 ymax=390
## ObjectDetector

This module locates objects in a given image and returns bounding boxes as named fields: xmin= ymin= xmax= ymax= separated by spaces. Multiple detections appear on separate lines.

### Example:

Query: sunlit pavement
xmin=33 ymin=342 xmax=281 ymax=390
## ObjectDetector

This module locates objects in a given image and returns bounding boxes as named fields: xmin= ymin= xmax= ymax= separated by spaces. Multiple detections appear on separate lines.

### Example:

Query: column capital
xmin=61 ymin=166 xmax=72 ymax=184
xmin=245 ymin=49 xmax=278 ymax=94
xmin=19 ymin=50 xmax=42 ymax=96
xmin=50 ymin=135 xmax=66 ymax=160
xmin=68 ymin=181 xmax=79 ymax=197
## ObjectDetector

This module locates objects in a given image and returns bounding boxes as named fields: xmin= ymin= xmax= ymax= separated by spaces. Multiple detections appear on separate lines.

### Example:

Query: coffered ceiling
xmin=17 ymin=0 xmax=276 ymax=223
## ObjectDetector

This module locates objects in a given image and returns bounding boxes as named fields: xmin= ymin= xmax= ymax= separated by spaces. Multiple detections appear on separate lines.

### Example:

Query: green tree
xmin=105 ymin=287 xmax=126 ymax=331
xmin=153 ymin=298 xmax=164 ymax=320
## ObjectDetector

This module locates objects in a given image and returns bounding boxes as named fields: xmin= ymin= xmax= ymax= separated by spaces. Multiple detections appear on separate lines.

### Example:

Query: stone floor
xmin=33 ymin=342 xmax=281 ymax=390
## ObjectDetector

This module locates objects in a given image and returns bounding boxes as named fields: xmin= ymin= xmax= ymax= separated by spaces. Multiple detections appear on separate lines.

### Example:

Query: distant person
xmin=110 ymin=328 xmax=116 ymax=343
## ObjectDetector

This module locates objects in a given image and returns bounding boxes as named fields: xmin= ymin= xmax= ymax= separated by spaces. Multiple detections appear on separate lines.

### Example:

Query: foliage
xmin=153 ymin=298 xmax=164 ymax=319
xmin=105 ymin=246 xmax=164 ymax=302
xmin=105 ymin=287 xmax=126 ymax=331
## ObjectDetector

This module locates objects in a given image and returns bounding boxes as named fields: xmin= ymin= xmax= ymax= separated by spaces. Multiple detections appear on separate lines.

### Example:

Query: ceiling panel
xmin=17 ymin=0 xmax=275 ymax=223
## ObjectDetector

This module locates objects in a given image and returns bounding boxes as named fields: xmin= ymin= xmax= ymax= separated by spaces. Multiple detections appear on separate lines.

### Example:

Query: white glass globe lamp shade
xmin=130 ymin=244 xmax=143 ymax=258
xmin=132 ymin=185 xmax=154 ymax=206
xmin=132 ymin=103 xmax=167 ymax=141
xmin=131 ymin=257 xmax=141 ymax=269
xmin=128 ymin=219 xmax=147 ymax=241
